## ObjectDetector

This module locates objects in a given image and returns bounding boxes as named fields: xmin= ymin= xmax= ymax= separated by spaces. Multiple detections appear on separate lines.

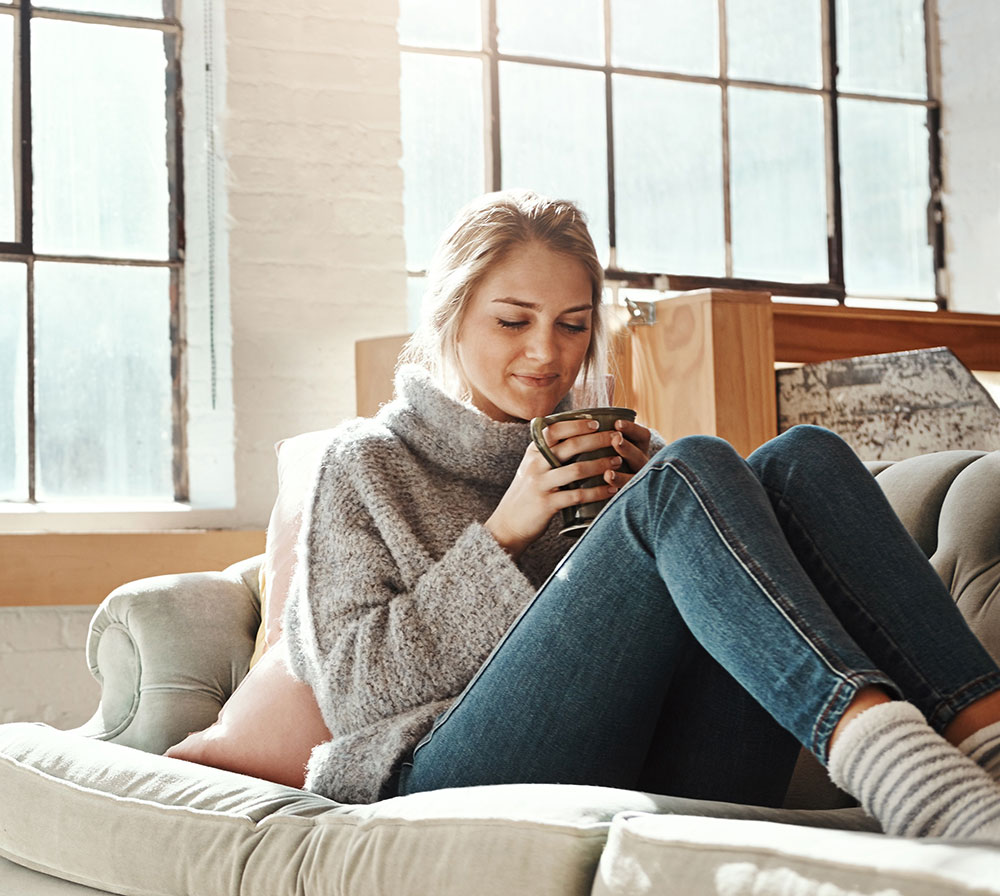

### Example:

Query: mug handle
xmin=530 ymin=415 xmax=565 ymax=469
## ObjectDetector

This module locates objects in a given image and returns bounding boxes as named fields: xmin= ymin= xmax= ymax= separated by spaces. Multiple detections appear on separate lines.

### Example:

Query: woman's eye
xmin=497 ymin=319 xmax=528 ymax=330
xmin=560 ymin=322 xmax=589 ymax=334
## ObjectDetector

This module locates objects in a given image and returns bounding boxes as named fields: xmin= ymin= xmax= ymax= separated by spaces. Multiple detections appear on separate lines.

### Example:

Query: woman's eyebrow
xmin=491 ymin=298 xmax=592 ymax=314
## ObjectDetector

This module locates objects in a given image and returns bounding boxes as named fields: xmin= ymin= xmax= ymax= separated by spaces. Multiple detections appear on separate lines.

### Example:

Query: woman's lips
xmin=513 ymin=373 xmax=559 ymax=388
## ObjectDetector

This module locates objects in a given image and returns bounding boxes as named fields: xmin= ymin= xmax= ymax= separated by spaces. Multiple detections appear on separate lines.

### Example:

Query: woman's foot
xmin=828 ymin=701 xmax=1000 ymax=840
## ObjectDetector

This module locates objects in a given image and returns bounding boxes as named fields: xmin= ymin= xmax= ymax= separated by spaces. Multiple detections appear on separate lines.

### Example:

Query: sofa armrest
xmin=72 ymin=555 xmax=263 ymax=755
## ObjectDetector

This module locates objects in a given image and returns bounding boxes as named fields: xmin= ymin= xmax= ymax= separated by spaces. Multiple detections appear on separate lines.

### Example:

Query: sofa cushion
xmin=0 ymin=724 xmax=875 ymax=896
xmin=164 ymin=638 xmax=331 ymax=788
xmin=257 ymin=429 xmax=336 ymax=657
xmin=592 ymin=812 xmax=1000 ymax=896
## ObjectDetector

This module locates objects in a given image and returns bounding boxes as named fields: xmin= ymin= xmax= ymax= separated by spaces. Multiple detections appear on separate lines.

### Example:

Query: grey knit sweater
xmin=283 ymin=365 xmax=579 ymax=804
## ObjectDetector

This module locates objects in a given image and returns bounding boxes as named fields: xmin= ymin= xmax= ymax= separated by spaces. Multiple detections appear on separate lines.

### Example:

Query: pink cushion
xmin=166 ymin=639 xmax=331 ymax=788
xmin=259 ymin=429 xmax=337 ymax=650
xmin=166 ymin=430 xmax=336 ymax=786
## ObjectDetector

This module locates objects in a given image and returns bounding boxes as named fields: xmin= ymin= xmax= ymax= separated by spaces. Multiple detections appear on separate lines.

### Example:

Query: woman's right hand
xmin=485 ymin=419 xmax=624 ymax=560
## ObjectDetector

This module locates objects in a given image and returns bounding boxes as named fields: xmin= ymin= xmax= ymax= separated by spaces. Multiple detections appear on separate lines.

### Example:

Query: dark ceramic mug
xmin=529 ymin=406 xmax=637 ymax=537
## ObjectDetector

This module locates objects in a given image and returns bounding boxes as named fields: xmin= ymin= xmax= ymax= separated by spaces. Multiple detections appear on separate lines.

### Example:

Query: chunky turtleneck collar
xmin=377 ymin=365 xmax=571 ymax=487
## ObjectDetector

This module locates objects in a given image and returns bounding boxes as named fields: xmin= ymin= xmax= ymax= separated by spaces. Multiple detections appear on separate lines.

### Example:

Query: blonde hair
xmin=402 ymin=189 xmax=607 ymax=400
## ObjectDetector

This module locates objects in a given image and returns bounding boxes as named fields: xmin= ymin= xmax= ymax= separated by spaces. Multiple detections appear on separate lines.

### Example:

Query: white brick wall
xmin=226 ymin=0 xmax=407 ymax=526
xmin=0 ymin=607 xmax=99 ymax=727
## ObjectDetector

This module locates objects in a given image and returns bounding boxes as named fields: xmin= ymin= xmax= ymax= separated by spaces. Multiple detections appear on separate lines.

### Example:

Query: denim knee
xmin=652 ymin=434 xmax=742 ymax=470
xmin=749 ymin=425 xmax=858 ymax=482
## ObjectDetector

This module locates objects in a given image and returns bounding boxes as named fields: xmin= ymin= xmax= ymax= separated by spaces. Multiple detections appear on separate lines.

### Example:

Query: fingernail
xmin=615 ymin=420 xmax=624 ymax=430
xmin=612 ymin=433 xmax=623 ymax=447
xmin=610 ymin=456 xmax=623 ymax=468
xmin=607 ymin=485 xmax=619 ymax=495
xmin=588 ymin=420 xmax=600 ymax=429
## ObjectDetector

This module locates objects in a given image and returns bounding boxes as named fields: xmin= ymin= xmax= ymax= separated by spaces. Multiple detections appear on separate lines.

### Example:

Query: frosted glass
xmin=500 ymin=62 xmax=609 ymax=263
xmin=613 ymin=74 xmax=724 ymax=275
xmin=836 ymin=0 xmax=926 ymax=98
xmin=38 ymin=1 xmax=167 ymax=18
xmin=32 ymin=19 xmax=170 ymax=259
xmin=611 ymin=0 xmax=718 ymax=76
xmin=0 ymin=263 xmax=28 ymax=501
xmin=401 ymin=53 xmax=485 ymax=271
xmin=729 ymin=88 xmax=828 ymax=282
xmin=34 ymin=262 xmax=173 ymax=500
xmin=0 ymin=15 xmax=14 ymax=242
xmin=399 ymin=0 xmax=480 ymax=50
xmin=839 ymin=98 xmax=935 ymax=297
xmin=727 ymin=0 xmax=822 ymax=87
xmin=498 ymin=0 xmax=603 ymax=64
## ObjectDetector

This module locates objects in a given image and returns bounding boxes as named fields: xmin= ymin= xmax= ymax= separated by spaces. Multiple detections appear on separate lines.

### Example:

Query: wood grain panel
xmin=2 ymin=530 xmax=265 ymax=607
xmin=355 ymin=333 xmax=409 ymax=417
xmin=627 ymin=290 xmax=776 ymax=456
xmin=773 ymin=305 xmax=1000 ymax=370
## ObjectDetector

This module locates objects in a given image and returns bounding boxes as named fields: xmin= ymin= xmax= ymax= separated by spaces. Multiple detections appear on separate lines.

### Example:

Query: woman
xmin=284 ymin=189 xmax=1000 ymax=839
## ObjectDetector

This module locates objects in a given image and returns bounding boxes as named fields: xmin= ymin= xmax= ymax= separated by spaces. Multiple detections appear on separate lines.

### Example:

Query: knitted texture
xmin=282 ymin=366 xmax=579 ymax=804
xmin=828 ymin=701 xmax=1000 ymax=840
xmin=960 ymin=720 xmax=1000 ymax=780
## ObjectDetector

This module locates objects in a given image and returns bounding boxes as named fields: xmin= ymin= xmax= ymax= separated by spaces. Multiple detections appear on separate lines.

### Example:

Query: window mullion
xmin=717 ymin=0 xmax=733 ymax=279
xmin=603 ymin=0 xmax=616 ymax=263
xmin=19 ymin=2 xmax=32 ymax=252
xmin=486 ymin=0 xmax=501 ymax=190
xmin=823 ymin=0 xmax=846 ymax=297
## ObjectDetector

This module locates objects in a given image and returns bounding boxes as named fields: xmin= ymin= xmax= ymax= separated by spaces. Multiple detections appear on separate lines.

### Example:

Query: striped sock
xmin=959 ymin=720 xmax=1000 ymax=780
xmin=827 ymin=701 xmax=1000 ymax=840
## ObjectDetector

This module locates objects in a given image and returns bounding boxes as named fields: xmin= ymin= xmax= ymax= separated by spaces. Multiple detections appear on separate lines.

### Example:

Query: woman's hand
xmin=485 ymin=417 xmax=653 ymax=559
xmin=611 ymin=417 xmax=653 ymax=483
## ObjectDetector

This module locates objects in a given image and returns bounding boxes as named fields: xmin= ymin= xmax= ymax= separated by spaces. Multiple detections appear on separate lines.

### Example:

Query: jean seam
xmin=761 ymin=483 xmax=955 ymax=717
xmin=665 ymin=457 xmax=860 ymax=690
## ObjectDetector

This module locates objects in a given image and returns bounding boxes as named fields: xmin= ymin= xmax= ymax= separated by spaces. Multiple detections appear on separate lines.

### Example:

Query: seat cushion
xmin=0 ymin=723 xmax=875 ymax=896
xmin=0 ymin=858 xmax=112 ymax=896
xmin=592 ymin=812 xmax=1000 ymax=896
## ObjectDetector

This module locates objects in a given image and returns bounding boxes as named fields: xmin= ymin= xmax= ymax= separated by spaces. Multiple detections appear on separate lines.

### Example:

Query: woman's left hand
xmin=607 ymin=418 xmax=652 ymax=489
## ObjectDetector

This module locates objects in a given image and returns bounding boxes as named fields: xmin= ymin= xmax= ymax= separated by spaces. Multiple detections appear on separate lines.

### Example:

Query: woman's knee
xmin=653 ymin=434 xmax=742 ymax=467
xmin=749 ymin=425 xmax=858 ymax=481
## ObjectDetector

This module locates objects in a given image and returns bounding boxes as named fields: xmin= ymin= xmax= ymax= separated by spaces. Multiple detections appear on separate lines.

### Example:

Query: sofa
xmin=1 ymin=448 xmax=999 ymax=895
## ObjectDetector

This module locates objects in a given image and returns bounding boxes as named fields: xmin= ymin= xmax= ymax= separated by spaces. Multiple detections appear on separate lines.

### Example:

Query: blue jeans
xmin=399 ymin=426 xmax=1000 ymax=806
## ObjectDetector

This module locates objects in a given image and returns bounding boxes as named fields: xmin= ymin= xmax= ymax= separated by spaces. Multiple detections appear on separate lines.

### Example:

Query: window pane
xmin=36 ymin=1 xmax=168 ymax=18
xmin=501 ymin=62 xmax=609 ymax=263
xmin=406 ymin=276 xmax=425 ymax=331
xmin=399 ymin=0 xmax=480 ymax=50
xmin=0 ymin=263 xmax=28 ymax=502
xmin=34 ymin=263 xmax=173 ymax=501
xmin=498 ymin=0 xmax=603 ymax=64
xmin=401 ymin=53 xmax=484 ymax=271
xmin=836 ymin=0 xmax=927 ymax=98
xmin=611 ymin=0 xmax=718 ymax=76
xmin=727 ymin=0 xmax=822 ymax=88
xmin=730 ymin=88 xmax=828 ymax=282
xmin=839 ymin=99 xmax=935 ymax=297
xmin=0 ymin=14 xmax=15 ymax=242
xmin=613 ymin=75 xmax=724 ymax=275
xmin=32 ymin=19 xmax=171 ymax=259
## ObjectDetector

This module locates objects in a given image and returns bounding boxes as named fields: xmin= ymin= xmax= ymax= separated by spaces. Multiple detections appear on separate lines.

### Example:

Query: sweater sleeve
xmin=282 ymin=441 xmax=535 ymax=734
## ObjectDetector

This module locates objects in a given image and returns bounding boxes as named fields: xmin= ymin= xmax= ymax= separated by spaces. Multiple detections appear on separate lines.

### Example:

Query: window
xmin=1 ymin=0 xmax=185 ymax=503
xmin=399 ymin=0 xmax=942 ymax=322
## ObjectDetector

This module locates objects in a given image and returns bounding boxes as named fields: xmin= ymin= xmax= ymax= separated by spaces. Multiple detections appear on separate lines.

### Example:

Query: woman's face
xmin=456 ymin=241 xmax=594 ymax=422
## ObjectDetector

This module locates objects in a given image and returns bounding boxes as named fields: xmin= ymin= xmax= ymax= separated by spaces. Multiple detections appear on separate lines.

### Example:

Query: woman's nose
xmin=524 ymin=328 xmax=557 ymax=361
